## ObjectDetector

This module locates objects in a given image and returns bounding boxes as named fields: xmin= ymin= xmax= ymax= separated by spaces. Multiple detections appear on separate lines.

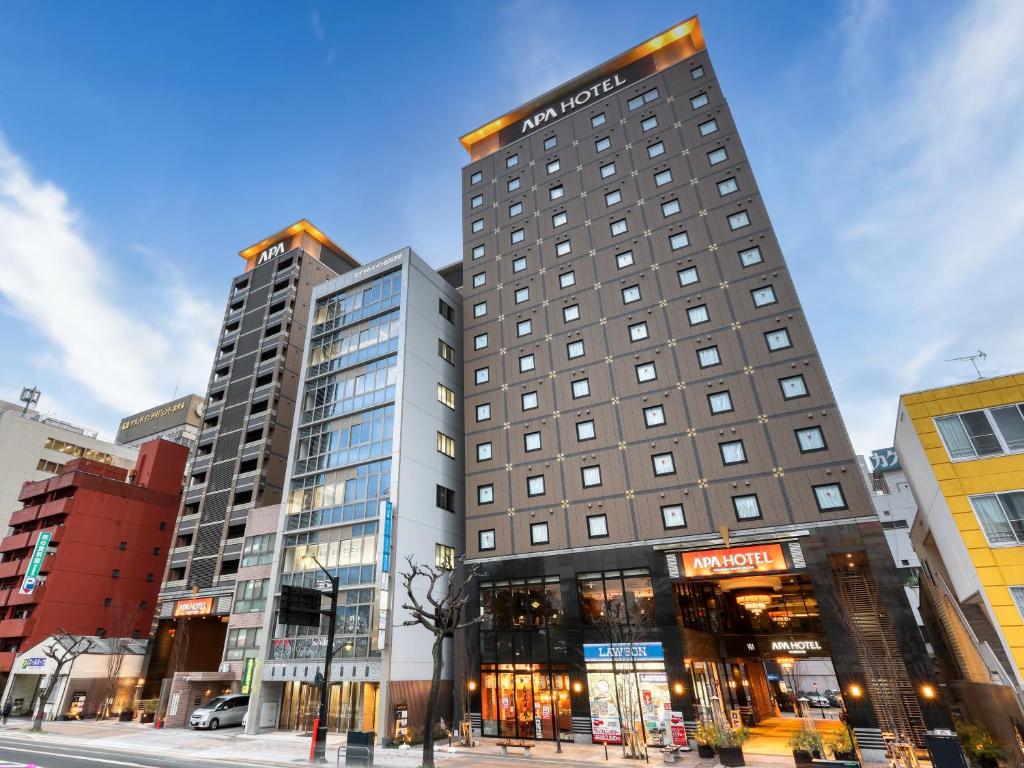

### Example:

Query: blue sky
xmin=1 ymin=0 xmax=1021 ymax=453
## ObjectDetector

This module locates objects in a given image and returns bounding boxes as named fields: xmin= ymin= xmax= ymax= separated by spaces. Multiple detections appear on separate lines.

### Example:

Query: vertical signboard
xmin=19 ymin=531 xmax=51 ymax=595
xmin=241 ymin=658 xmax=256 ymax=694
xmin=378 ymin=500 xmax=394 ymax=650
xmin=381 ymin=501 xmax=393 ymax=574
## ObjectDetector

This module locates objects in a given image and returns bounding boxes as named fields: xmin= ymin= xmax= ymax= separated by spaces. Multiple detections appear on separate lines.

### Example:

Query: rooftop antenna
xmin=946 ymin=349 xmax=987 ymax=380
xmin=19 ymin=386 xmax=41 ymax=415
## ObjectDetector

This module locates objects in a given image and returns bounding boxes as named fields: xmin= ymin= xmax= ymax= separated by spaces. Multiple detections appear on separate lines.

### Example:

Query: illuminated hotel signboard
xmin=173 ymin=597 xmax=214 ymax=617
xmin=681 ymin=543 xmax=787 ymax=578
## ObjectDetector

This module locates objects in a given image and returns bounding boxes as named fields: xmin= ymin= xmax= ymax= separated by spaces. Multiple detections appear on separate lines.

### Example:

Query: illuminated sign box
xmin=173 ymin=597 xmax=214 ymax=617
xmin=681 ymin=543 xmax=787 ymax=578
xmin=583 ymin=642 xmax=664 ymax=662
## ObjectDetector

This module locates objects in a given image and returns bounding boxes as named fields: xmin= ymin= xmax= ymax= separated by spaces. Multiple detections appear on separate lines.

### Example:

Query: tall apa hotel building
xmin=458 ymin=17 xmax=951 ymax=761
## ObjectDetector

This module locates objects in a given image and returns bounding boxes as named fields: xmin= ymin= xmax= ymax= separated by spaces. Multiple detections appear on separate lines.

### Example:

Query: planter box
xmin=697 ymin=744 xmax=715 ymax=758
xmin=793 ymin=749 xmax=820 ymax=767
xmin=718 ymin=746 xmax=745 ymax=767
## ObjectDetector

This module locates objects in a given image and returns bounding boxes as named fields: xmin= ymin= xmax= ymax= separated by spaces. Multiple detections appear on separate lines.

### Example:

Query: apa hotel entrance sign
xmin=173 ymin=597 xmax=214 ymax=617
xmin=682 ymin=543 xmax=787 ymax=578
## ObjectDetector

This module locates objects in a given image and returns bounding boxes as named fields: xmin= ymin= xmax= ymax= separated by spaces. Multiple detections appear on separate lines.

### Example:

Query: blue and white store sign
xmin=583 ymin=642 xmax=664 ymax=662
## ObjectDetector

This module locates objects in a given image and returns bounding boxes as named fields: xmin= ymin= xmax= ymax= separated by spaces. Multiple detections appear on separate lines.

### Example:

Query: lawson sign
xmin=584 ymin=642 xmax=664 ymax=662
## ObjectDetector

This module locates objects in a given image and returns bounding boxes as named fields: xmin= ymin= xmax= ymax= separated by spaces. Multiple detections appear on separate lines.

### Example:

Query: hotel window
xmin=437 ymin=432 xmax=456 ymax=458
xmin=718 ymin=178 xmax=739 ymax=196
xmin=436 ymin=485 xmax=456 ymax=512
xmin=647 ymin=142 xmax=665 ymax=158
xmin=740 ymin=246 xmax=763 ymax=266
xmin=438 ymin=339 xmax=455 ymax=364
xmin=605 ymin=189 xmax=622 ymax=206
xmin=475 ymin=367 xmax=490 ymax=385
xmin=796 ymin=426 xmax=826 ymax=453
xmin=652 ymin=452 xmax=676 ymax=476
xmin=437 ymin=383 xmax=456 ymax=409
xmin=507 ymin=177 xmax=520 ymax=192
xmin=629 ymin=321 xmax=649 ymax=342
xmin=474 ymin=333 xmax=488 ymax=350
xmin=546 ymin=159 xmax=561 ymax=174
xmin=670 ymin=232 xmax=690 ymax=251
xmin=662 ymin=199 xmax=681 ymax=217
xmin=512 ymin=256 xmax=527 ymax=273
xmin=470 ymin=170 xmax=482 ymax=184
xmin=475 ymin=403 xmax=491 ymax=422
xmin=690 ymin=92 xmax=709 ymax=109
xmin=587 ymin=514 xmax=608 ymax=539
xmin=688 ymin=305 xmax=710 ymax=325
xmin=576 ymin=420 xmax=596 ymax=441
xmin=472 ymin=218 xmax=484 ymax=233
xmin=596 ymin=136 xmax=612 ymax=152
xmin=970 ymin=491 xmax=1024 ymax=545
xmin=509 ymin=201 xmax=523 ymax=217
xmin=553 ymin=211 xmax=568 ymax=228
xmin=780 ymin=374 xmax=808 ymax=400
xmin=691 ymin=65 xmax=705 ymax=79
xmin=720 ymin=440 xmax=747 ymax=465
xmin=527 ymin=475 xmax=546 ymax=497
xmin=708 ymin=391 xmax=733 ymax=414
xmin=476 ymin=442 xmax=492 ymax=461
xmin=563 ymin=304 xmax=581 ymax=322
xmin=516 ymin=319 xmax=532 ymax=337
xmin=765 ymin=328 xmax=792 ymax=351
xmin=544 ymin=135 xmax=558 ymax=150
xmin=699 ymin=118 xmax=718 ymax=136
xmin=506 ymin=154 xmax=518 ymax=168
xmin=752 ymin=286 xmax=777 ymax=307
xmin=654 ymin=170 xmax=673 ymax=187
xmin=581 ymin=465 xmax=602 ymax=488
xmin=592 ymin=113 xmax=606 ymax=127
xmin=522 ymin=391 xmax=539 ymax=411
xmin=524 ymin=430 xmax=542 ymax=451
xmin=473 ymin=301 xmax=487 ymax=318
xmin=610 ymin=219 xmax=628 ymax=236
xmin=471 ymin=194 xmax=483 ymax=209
xmin=662 ymin=504 xmax=685 ymax=529
xmin=519 ymin=354 xmax=535 ymax=372
xmin=435 ymin=544 xmax=455 ymax=570
xmin=600 ymin=162 xmax=616 ymax=178
xmin=473 ymin=245 xmax=487 ymax=262
xmin=514 ymin=287 xmax=529 ymax=304
xmin=571 ymin=378 xmax=590 ymax=398
xmin=567 ymin=340 xmax=585 ymax=360
xmin=622 ymin=285 xmax=641 ymax=304
xmin=733 ymin=494 xmax=762 ymax=520
xmin=644 ymin=405 xmax=666 ymax=427
xmin=479 ymin=529 xmax=495 ymax=551
xmin=728 ymin=211 xmax=751 ymax=230
xmin=439 ymin=298 xmax=455 ymax=323
xmin=530 ymin=522 xmax=549 ymax=545
xmin=708 ymin=148 xmax=728 ymax=166
xmin=616 ymin=250 xmax=635 ymax=269
xmin=678 ymin=266 xmax=699 ymax=286
xmin=472 ymin=272 xmax=486 ymax=288
xmin=628 ymin=87 xmax=659 ymax=110
xmin=559 ymin=271 xmax=576 ymax=288
xmin=641 ymin=115 xmax=658 ymax=132
xmin=814 ymin=483 xmax=847 ymax=511
xmin=549 ymin=185 xmax=564 ymax=200
xmin=698 ymin=346 xmax=721 ymax=368
xmin=478 ymin=484 xmax=494 ymax=504
xmin=510 ymin=228 xmax=525 ymax=244
xmin=556 ymin=239 xmax=572 ymax=256
xmin=635 ymin=362 xmax=657 ymax=383
xmin=935 ymin=404 xmax=1024 ymax=460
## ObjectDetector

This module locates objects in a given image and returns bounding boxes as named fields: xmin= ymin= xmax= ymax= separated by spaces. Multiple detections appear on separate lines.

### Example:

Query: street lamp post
xmin=304 ymin=552 xmax=339 ymax=764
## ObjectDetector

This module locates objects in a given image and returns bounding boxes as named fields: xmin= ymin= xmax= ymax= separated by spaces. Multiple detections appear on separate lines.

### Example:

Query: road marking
xmin=0 ymin=745 xmax=159 ymax=767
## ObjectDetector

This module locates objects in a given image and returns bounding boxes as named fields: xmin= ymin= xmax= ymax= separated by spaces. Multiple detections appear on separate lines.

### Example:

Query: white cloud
xmin=0 ymin=133 xmax=220 ymax=421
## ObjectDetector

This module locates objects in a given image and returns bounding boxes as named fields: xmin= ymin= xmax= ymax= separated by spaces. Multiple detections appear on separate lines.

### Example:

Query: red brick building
xmin=0 ymin=439 xmax=187 ymax=677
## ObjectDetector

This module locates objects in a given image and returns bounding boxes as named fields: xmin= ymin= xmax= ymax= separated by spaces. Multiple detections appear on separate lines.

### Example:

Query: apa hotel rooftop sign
xmin=682 ymin=543 xmax=787 ymax=578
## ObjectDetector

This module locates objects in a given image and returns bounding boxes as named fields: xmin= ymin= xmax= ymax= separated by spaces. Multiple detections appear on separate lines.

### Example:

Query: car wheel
xmin=209 ymin=718 xmax=219 ymax=730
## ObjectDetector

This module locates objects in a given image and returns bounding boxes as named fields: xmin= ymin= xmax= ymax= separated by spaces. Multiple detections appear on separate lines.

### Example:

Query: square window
xmin=524 ymin=431 xmax=542 ymax=451
xmin=472 ymin=244 xmax=485 ymax=260
xmin=687 ymin=305 xmax=709 ymax=325
xmin=752 ymin=286 xmax=777 ymax=307
xmin=471 ymin=194 xmax=483 ymax=209
xmin=644 ymin=405 xmax=666 ymax=427
xmin=654 ymin=170 xmax=673 ymax=187
xmin=718 ymin=178 xmax=739 ymax=196
xmin=519 ymin=354 xmax=535 ymax=372
xmin=796 ymin=426 xmax=826 ymax=452
xmin=559 ymin=271 xmax=576 ymax=288
xmin=678 ymin=266 xmax=699 ymax=286
xmin=473 ymin=301 xmax=487 ymax=318
xmin=780 ymin=375 xmax=808 ymax=399
xmin=628 ymin=87 xmax=659 ymax=110
xmin=720 ymin=440 xmax=747 ymax=465
xmin=507 ymin=177 xmax=521 ymax=192
xmin=474 ymin=333 xmax=488 ymax=350
xmin=670 ymin=232 xmax=690 ymax=250
xmin=576 ymin=420 xmax=596 ymax=441
xmin=698 ymin=119 xmax=718 ymax=136
xmin=478 ymin=485 xmax=494 ymax=504
xmin=647 ymin=142 xmax=665 ymax=158
xmin=616 ymin=250 xmax=635 ymax=269
xmin=662 ymin=199 xmax=681 ymax=217
xmin=739 ymin=246 xmax=763 ymax=267
xmin=472 ymin=272 xmax=486 ymax=288
xmin=472 ymin=219 xmax=484 ymax=233
xmin=641 ymin=115 xmax=658 ymax=132
xmin=530 ymin=522 xmax=549 ymax=544
xmin=698 ymin=346 xmax=721 ymax=368
xmin=629 ymin=321 xmax=649 ymax=342
xmin=556 ymin=240 xmax=572 ymax=256
xmin=596 ymin=136 xmax=612 ymax=152
xmin=733 ymin=494 xmax=761 ymax=520
xmin=728 ymin=211 xmax=751 ymax=230
xmin=509 ymin=201 xmax=523 ymax=217
xmin=476 ymin=403 xmax=491 ymax=422
xmin=516 ymin=319 xmax=533 ymax=337
xmin=512 ymin=256 xmax=527 ymax=273
xmin=610 ymin=219 xmax=628 ymax=236
xmin=544 ymin=135 xmax=557 ymax=150
xmin=587 ymin=515 xmax=609 ymax=539
xmin=527 ymin=475 xmax=546 ymax=497
xmin=708 ymin=391 xmax=733 ymax=414
xmin=553 ymin=211 xmax=568 ymax=227
xmin=470 ymin=170 xmax=483 ymax=184
xmin=765 ymin=328 xmax=792 ymax=351
xmin=600 ymin=162 xmax=616 ymax=178
xmin=479 ymin=529 xmax=495 ymax=550
xmin=582 ymin=465 xmax=602 ymax=487
xmin=546 ymin=159 xmax=560 ymax=174
xmin=549 ymin=185 xmax=564 ymax=200
xmin=563 ymin=304 xmax=581 ymax=322
xmin=814 ymin=483 xmax=847 ymax=511
xmin=708 ymin=148 xmax=728 ymax=165
xmin=571 ymin=378 xmax=590 ymax=398
xmin=605 ymin=189 xmax=622 ymax=206
xmin=567 ymin=340 xmax=585 ymax=359
xmin=652 ymin=452 xmax=676 ymax=476
xmin=662 ymin=504 xmax=685 ymax=529
xmin=506 ymin=154 xmax=518 ymax=168
xmin=476 ymin=442 xmax=492 ymax=461
xmin=515 ymin=287 xmax=530 ymax=304
xmin=475 ymin=367 xmax=490 ymax=385
xmin=690 ymin=92 xmax=709 ymax=109
xmin=511 ymin=228 xmax=525 ymax=244
xmin=691 ymin=65 xmax=705 ymax=79
xmin=522 ymin=391 xmax=539 ymax=410
xmin=592 ymin=113 xmax=606 ymax=127
xmin=635 ymin=362 xmax=657 ymax=382
xmin=622 ymin=285 xmax=641 ymax=304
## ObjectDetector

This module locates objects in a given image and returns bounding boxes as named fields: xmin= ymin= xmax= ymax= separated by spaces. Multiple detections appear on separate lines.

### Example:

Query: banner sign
xmin=681 ymin=543 xmax=787 ymax=578
xmin=241 ymin=658 xmax=256 ymax=694
xmin=670 ymin=711 xmax=689 ymax=746
xmin=19 ymin=531 xmax=51 ymax=595
xmin=173 ymin=597 xmax=214 ymax=617
xmin=870 ymin=447 xmax=901 ymax=472
xmin=583 ymin=642 xmax=664 ymax=662
xmin=381 ymin=501 xmax=393 ymax=574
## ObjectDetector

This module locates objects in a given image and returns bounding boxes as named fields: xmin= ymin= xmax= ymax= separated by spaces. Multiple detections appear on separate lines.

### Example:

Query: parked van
xmin=189 ymin=693 xmax=249 ymax=730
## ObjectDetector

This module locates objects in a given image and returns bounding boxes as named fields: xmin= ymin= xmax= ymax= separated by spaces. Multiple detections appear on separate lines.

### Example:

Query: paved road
xmin=0 ymin=735 xmax=261 ymax=768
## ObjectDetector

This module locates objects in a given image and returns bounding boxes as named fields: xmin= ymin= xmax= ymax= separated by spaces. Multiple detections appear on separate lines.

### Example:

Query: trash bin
xmin=345 ymin=730 xmax=375 ymax=767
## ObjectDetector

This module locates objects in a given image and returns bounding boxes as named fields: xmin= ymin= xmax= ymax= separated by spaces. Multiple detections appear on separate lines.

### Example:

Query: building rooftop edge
xmin=898 ymin=371 xmax=1024 ymax=401
xmin=238 ymin=219 xmax=360 ymax=268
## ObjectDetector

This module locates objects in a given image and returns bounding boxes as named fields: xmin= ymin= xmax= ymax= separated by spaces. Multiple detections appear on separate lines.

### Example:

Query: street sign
xmin=19 ymin=531 xmax=51 ymax=595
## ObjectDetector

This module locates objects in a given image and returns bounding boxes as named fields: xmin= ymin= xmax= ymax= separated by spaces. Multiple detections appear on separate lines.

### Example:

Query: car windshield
xmin=203 ymin=696 xmax=230 ymax=709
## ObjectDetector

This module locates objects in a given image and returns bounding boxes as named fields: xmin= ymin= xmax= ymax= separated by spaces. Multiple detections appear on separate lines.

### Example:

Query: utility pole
xmin=304 ymin=552 xmax=339 ymax=764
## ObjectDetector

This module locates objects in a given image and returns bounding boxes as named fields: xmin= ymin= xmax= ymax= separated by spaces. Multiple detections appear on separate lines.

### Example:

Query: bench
xmin=497 ymin=739 xmax=535 ymax=756
xmin=812 ymin=759 xmax=859 ymax=768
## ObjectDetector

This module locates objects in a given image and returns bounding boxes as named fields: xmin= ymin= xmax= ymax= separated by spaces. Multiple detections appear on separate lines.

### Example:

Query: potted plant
xmin=715 ymin=724 xmax=750 ymax=767
xmin=788 ymin=728 xmax=823 ymax=766
xmin=694 ymin=719 xmax=717 ymax=759
xmin=956 ymin=721 xmax=1006 ymax=768
xmin=825 ymin=728 xmax=857 ymax=762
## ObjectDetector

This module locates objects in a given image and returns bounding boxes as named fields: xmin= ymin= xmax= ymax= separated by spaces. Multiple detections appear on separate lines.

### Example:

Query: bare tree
xmin=33 ymin=630 xmax=94 ymax=731
xmin=97 ymin=606 xmax=140 ymax=719
xmin=400 ymin=555 xmax=483 ymax=768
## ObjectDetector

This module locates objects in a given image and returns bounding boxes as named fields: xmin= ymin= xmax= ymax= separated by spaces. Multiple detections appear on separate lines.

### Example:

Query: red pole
xmin=309 ymin=718 xmax=320 ymax=762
